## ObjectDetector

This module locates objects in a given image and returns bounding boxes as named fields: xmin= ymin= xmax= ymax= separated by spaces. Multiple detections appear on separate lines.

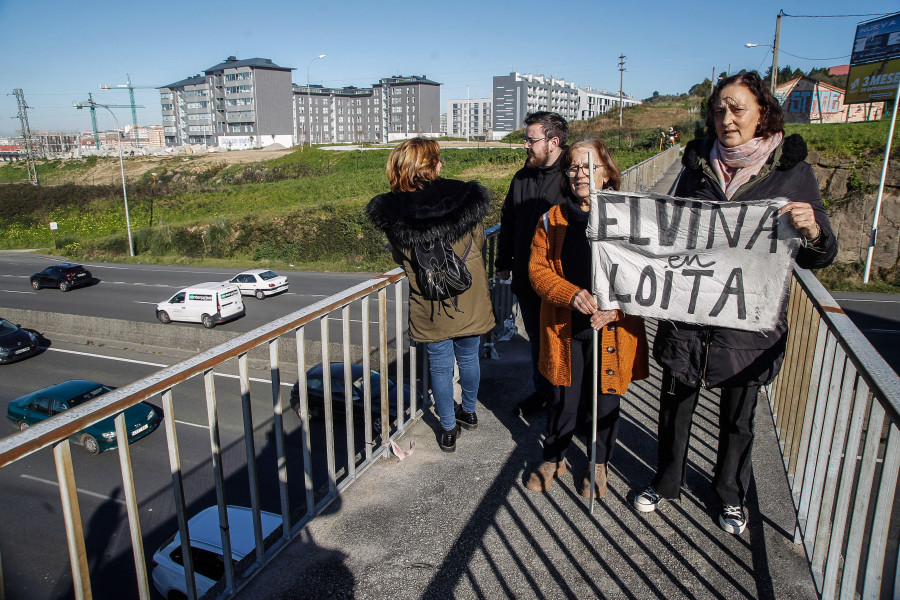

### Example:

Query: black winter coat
xmin=366 ymin=178 xmax=496 ymax=343
xmin=653 ymin=134 xmax=838 ymax=388
xmin=495 ymin=155 xmax=567 ymax=299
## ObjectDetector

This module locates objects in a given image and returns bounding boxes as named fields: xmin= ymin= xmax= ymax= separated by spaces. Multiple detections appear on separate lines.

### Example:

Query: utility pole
xmin=618 ymin=54 xmax=626 ymax=146
xmin=771 ymin=10 xmax=783 ymax=95
xmin=10 ymin=88 xmax=39 ymax=185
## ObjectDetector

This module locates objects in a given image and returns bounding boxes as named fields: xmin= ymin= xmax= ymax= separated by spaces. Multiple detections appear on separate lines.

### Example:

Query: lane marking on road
xmin=19 ymin=474 xmax=127 ymax=506
xmin=176 ymin=419 xmax=210 ymax=429
xmin=0 ymin=290 xmax=36 ymax=294
xmin=44 ymin=347 xmax=294 ymax=386
xmin=863 ymin=328 xmax=900 ymax=334
xmin=47 ymin=347 xmax=168 ymax=368
xmin=134 ymin=301 xmax=160 ymax=305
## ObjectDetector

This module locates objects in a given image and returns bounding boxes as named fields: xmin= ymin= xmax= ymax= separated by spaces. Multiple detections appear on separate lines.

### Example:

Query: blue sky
xmin=1 ymin=0 xmax=896 ymax=136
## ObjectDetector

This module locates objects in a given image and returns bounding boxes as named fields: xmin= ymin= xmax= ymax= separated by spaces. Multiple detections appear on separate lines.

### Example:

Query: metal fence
xmin=0 ymin=270 xmax=419 ymax=600
xmin=768 ymin=266 xmax=900 ymax=599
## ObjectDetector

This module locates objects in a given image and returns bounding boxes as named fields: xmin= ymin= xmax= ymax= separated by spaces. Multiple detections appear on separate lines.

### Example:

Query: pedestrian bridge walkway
xmin=233 ymin=156 xmax=824 ymax=599
xmin=235 ymin=318 xmax=818 ymax=599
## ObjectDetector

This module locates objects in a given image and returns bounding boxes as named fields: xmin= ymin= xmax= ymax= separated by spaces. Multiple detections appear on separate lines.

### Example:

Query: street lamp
xmin=306 ymin=54 xmax=326 ymax=149
xmin=745 ymin=11 xmax=782 ymax=95
xmin=74 ymin=99 xmax=134 ymax=257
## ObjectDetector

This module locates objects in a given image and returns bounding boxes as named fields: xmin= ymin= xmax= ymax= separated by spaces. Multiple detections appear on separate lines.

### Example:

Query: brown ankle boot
xmin=524 ymin=461 xmax=567 ymax=492
xmin=579 ymin=463 xmax=608 ymax=498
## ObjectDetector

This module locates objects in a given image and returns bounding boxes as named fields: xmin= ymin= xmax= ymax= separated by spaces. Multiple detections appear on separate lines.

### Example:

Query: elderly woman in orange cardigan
xmin=525 ymin=139 xmax=649 ymax=498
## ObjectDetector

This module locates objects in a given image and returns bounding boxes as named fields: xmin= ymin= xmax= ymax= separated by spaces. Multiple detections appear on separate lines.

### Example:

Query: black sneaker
xmin=440 ymin=424 xmax=461 ymax=453
xmin=719 ymin=505 xmax=747 ymax=534
xmin=516 ymin=391 xmax=549 ymax=417
xmin=455 ymin=405 xmax=478 ymax=430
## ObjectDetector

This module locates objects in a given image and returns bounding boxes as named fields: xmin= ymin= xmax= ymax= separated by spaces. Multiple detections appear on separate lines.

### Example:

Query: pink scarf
xmin=710 ymin=132 xmax=783 ymax=199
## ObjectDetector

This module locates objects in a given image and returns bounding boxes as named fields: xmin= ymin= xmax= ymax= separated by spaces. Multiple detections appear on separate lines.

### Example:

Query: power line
xmin=778 ymin=50 xmax=851 ymax=61
xmin=781 ymin=12 xmax=895 ymax=18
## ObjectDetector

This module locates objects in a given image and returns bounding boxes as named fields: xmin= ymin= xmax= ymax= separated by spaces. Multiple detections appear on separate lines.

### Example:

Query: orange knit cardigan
xmin=528 ymin=203 xmax=649 ymax=391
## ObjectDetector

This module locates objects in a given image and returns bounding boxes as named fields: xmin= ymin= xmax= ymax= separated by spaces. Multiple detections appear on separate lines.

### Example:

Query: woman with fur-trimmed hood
xmin=366 ymin=138 xmax=495 ymax=453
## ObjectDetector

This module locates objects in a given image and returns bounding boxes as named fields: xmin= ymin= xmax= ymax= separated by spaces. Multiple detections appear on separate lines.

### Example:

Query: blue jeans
xmin=425 ymin=335 xmax=481 ymax=431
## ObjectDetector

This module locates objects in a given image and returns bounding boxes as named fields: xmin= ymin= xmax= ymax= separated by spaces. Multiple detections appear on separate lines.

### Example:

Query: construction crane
xmin=74 ymin=96 xmax=143 ymax=150
xmin=100 ymin=74 xmax=157 ymax=148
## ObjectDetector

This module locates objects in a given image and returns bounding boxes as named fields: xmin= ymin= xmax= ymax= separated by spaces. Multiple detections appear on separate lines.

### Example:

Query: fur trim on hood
xmin=682 ymin=133 xmax=808 ymax=172
xmin=366 ymin=179 xmax=491 ymax=248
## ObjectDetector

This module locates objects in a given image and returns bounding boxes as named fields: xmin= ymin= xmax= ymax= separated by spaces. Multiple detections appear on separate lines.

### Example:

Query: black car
xmin=290 ymin=363 xmax=421 ymax=424
xmin=0 ymin=318 xmax=40 ymax=364
xmin=30 ymin=263 xmax=93 ymax=292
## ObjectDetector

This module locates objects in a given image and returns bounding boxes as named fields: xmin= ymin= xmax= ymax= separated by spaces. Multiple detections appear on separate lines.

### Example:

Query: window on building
xmin=161 ymin=104 xmax=173 ymax=111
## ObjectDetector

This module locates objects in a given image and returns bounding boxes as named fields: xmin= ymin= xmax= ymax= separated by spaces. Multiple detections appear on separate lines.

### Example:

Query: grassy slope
xmin=1 ymin=102 xmax=894 ymax=288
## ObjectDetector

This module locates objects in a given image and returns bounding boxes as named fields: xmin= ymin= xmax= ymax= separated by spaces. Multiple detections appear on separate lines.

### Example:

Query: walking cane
xmin=588 ymin=151 xmax=599 ymax=515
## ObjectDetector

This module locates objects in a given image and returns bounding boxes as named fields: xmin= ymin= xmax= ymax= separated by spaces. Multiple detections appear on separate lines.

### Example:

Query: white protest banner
xmin=587 ymin=190 xmax=802 ymax=332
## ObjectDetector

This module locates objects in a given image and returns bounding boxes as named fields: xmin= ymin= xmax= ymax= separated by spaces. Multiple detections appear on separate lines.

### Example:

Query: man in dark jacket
xmin=495 ymin=111 xmax=568 ymax=416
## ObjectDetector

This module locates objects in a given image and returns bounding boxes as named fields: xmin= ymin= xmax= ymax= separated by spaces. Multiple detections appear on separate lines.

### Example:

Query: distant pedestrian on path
xmin=496 ymin=112 xmax=568 ymax=418
xmin=633 ymin=71 xmax=838 ymax=535
xmin=366 ymin=138 xmax=495 ymax=453
xmin=524 ymin=139 xmax=648 ymax=497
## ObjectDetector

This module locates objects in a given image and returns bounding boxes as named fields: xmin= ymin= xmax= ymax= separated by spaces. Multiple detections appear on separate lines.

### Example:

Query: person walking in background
xmin=633 ymin=72 xmax=837 ymax=534
xmin=495 ymin=111 xmax=569 ymax=417
xmin=366 ymin=138 xmax=495 ymax=453
xmin=525 ymin=139 xmax=648 ymax=496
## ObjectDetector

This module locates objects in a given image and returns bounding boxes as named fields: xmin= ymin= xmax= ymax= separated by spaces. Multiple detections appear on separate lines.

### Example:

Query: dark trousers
xmin=543 ymin=336 xmax=621 ymax=464
xmin=517 ymin=290 xmax=553 ymax=398
xmin=652 ymin=368 xmax=759 ymax=506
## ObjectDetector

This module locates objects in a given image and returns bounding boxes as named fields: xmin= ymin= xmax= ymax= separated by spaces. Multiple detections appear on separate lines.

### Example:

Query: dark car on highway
xmin=290 ymin=363 xmax=421 ymax=428
xmin=30 ymin=263 xmax=93 ymax=292
xmin=0 ymin=318 xmax=40 ymax=364
xmin=6 ymin=380 xmax=160 ymax=454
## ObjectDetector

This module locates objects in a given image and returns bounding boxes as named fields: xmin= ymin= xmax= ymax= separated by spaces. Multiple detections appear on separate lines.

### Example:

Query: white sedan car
xmin=227 ymin=269 xmax=289 ymax=299
xmin=151 ymin=505 xmax=282 ymax=599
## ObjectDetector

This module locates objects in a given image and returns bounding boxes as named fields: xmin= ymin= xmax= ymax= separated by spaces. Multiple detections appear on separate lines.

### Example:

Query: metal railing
xmin=768 ymin=266 xmax=900 ymax=599
xmin=0 ymin=146 xmax=714 ymax=600
xmin=0 ymin=269 xmax=419 ymax=600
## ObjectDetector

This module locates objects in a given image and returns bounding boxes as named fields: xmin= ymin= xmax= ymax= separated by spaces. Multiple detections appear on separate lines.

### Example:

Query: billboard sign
xmin=846 ymin=58 xmax=900 ymax=104
xmin=851 ymin=13 xmax=900 ymax=66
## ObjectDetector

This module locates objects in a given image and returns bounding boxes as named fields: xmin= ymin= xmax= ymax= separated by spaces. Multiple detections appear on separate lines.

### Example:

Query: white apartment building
xmin=446 ymin=97 xmax=492 ymax=139
xmin=577 ymin=86 xmax=640 ymax=120
xmin=491 ymin=72 xmax=641 ymax=140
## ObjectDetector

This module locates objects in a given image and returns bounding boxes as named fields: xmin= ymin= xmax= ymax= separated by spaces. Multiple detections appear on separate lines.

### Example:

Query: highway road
xmin=0 ymin=253 xmax=386 ymax=331
xmin=0 ymin=332 xmax=377 ymax=600
xmin=831 ymin=291 xmax=900 ymax=375
xmin=0 ymin=255 xmax=403 ymax=600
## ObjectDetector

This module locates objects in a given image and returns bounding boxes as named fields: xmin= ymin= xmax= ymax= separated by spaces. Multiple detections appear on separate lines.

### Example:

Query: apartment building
xmin=577 ymin=86 xmax=639 ymax=120
xmin=491 ymin=72 xmax=641 ymax=139
xmin=446 ymin=97 xmax=492 ymax=139
xmin=159 ymin=56 xmax=294 ymax=149
xmin=294 ymin=75 xmax=441 ymax=144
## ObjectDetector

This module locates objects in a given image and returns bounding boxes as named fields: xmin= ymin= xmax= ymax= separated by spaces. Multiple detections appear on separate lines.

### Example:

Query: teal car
xmin=6 ymin=380 xmax=160 ymax=454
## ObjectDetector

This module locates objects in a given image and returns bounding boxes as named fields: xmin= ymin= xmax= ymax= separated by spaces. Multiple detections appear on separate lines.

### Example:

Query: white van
xmin=156 ymin=282 xmax=245 ymax=328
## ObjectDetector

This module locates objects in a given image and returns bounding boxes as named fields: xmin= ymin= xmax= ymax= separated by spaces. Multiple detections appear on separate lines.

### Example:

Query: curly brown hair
xmin=705 ymin=72 xmax=784 ymax=139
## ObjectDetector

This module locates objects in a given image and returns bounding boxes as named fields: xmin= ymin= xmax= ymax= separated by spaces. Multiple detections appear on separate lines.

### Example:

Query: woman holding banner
xmin=633 ymin=72 xmax=837 ymax=535
xmin=525 ymin=139 xmax=648 ymax=497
